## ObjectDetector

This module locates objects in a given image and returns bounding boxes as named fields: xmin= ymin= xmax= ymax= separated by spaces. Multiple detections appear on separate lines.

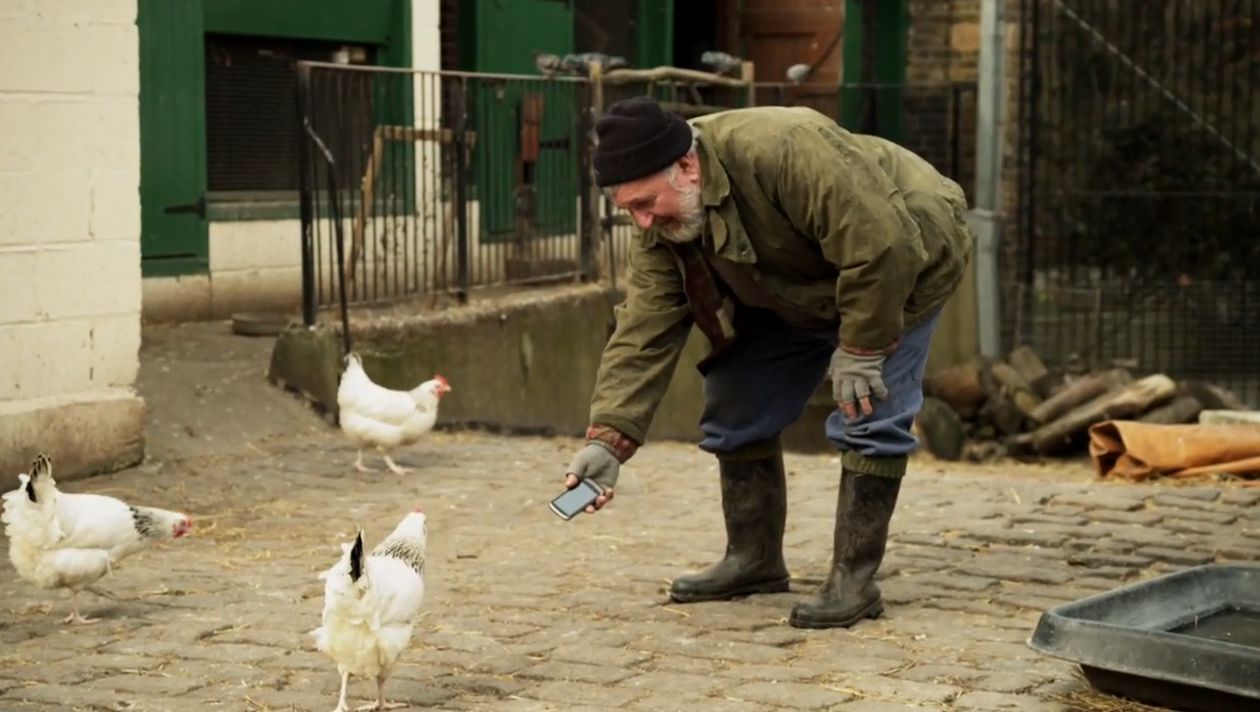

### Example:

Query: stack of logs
xmin=916 ymin=346 xmax=1253 ymax=461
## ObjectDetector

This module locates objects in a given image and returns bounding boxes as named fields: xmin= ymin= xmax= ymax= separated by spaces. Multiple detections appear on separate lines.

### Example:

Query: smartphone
xmin=549 ymin=479 xmax=605 ymax=520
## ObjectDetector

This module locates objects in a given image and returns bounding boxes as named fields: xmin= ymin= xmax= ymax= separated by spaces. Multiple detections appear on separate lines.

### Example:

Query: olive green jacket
xmin=590 ymin=106 xmax=973 ymax=445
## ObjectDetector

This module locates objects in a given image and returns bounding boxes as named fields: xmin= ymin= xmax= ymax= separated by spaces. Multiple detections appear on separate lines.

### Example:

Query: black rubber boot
xmin=669 ymin=447 xmax=790 ymax=603
xmin=788 ymin=468 xmax=901 ymax=629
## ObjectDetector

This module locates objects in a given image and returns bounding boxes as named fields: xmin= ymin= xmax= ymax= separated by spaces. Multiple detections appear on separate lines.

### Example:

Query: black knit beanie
xmin=593 ymin=97 xmax=693 ymax=187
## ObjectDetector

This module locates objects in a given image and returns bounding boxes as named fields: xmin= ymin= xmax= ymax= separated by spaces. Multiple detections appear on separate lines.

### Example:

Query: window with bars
xmin=204 ymin=33 xmax=375 ymax=199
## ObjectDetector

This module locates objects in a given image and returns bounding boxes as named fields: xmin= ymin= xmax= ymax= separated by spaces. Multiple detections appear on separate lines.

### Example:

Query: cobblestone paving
xmin=1 ymin=324 xmax=1255 ymax=711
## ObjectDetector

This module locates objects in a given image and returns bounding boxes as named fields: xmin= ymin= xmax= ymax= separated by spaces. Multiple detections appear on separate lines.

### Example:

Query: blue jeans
xmin=698 ymin=308 xmax=942 ymax=459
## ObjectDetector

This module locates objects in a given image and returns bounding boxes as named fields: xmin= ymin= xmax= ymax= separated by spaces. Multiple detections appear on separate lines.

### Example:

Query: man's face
xmin=609 ymin=155 xmax=705 ymax=243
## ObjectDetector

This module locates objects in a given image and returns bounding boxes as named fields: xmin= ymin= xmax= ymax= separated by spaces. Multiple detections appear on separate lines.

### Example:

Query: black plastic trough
xmin=1028 ymin=563 xmax=1260 ymax=711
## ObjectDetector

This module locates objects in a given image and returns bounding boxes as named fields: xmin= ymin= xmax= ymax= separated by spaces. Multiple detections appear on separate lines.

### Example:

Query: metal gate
xmin=1013 ymin=0 xmax=1260 ymax=405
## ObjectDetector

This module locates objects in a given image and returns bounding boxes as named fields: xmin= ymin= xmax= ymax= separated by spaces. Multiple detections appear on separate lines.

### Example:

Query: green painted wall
xmin=138 ymin=0 xmax=410 ymax=276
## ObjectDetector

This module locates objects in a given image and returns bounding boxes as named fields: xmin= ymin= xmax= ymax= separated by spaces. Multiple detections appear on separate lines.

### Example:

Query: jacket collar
xmin=696 ymin=136 xmax=730 ymax=207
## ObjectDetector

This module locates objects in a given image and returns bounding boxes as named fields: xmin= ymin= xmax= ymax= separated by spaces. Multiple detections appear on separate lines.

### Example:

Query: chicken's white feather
xmin=336 ymin=354 xmax=449 ymax=471
xmin=1 ymin=454 xmax=191 ymax=598
xmin=313 ymin=509 xmax=427 ymax=692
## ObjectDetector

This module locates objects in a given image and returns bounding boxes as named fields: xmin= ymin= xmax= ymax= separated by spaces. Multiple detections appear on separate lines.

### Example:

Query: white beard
xmin=657 ymin=183 xmax=705 ymax=243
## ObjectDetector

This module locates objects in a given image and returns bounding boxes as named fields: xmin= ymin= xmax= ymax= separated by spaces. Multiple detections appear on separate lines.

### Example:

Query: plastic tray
xmin=1027 ymin=563 xmax=1260 ymax=711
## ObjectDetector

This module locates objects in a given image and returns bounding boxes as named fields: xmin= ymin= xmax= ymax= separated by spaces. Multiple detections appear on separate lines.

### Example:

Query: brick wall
xmin=0 ymin=0 xmax=145 ymax=478
xmin=904 ymin=0 xmax=980 ymax=198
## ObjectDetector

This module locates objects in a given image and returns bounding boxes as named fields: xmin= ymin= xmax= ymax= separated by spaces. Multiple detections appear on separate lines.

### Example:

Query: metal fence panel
xmin=1015 ymin=0 xmax=1260 ymax=404
xmin=297 ymin=63 xmax=593 ymax=318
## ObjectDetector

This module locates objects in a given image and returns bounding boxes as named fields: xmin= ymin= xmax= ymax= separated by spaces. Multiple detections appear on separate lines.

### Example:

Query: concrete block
xmin=1199 ymin=409 xmax=1260 ymax=427
xmin=141 ymin=274 xmax=213 ymax=323
xmin=84 ymin=95 xmax=141 ymax=169
xmin=0 ymin=97 xmax=138 ymax=173
xmin=209 ymin=266 xmax=303 ymax=319
xmin=0 ymin=169 xmax=92 ymax=246
xmin=0 ymin=19 xmax=137 ymax=95
xmin=266 ymin=285 xmax=837 ymax=453
xmin=0 ymin=0 xmax=136 ymax=25
xmin=209 ymin=221 xmax=300 ymax=272
xmin=0 ymin=389 xmax=145 ymax=483
xmin=0 ymin=319 xmax=94 ymax=400
xmin=38 ymin=241 xmax=140 ymax=320
xmin=91 ymin=313 xmax=142 ymax=388
xmin=90 ymin=168 xmax=141 ymax=242
xmin=0 ymin=100 xmax=37 ymax=171
xmin=0 ymin=249 xmax=39 ymax=324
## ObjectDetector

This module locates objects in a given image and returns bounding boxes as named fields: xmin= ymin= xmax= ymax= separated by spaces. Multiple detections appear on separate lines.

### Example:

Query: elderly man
xmin=563 ymin=97 xmax=972 ymax=629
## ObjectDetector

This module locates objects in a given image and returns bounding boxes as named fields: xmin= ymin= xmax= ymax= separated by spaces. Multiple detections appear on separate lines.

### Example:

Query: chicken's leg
xmin=62 ymin=591 xmax=99 ymax=625
xmin=355 ymin=676 xmax=406 ymax=711
xmin=85 ymin=585 xmax=117 ymax=601
xmin=381 ymin=454 xmax=411 ymax=475
xmin=331 ymin=670 xmax=351 ymax=712
xmin=353 ymin=450 xmax=375 ymax=472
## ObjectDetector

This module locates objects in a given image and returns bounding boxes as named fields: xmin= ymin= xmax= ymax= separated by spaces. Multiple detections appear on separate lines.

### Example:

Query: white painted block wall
xmin=0 ymin=0 xmax=142 ymax=406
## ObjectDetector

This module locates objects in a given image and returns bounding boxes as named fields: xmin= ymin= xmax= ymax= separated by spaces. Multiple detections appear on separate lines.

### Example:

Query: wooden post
xmin=347 ymin=126 xmax=386 ymax=284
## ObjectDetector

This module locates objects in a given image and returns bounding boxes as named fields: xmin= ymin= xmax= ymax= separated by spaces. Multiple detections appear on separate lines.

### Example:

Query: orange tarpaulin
xmin=1089 ymin=420 xmax=1260 ymax=481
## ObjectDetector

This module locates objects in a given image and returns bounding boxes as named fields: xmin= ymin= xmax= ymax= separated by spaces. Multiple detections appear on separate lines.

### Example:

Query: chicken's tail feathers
xmin=349 ymin=530 xmax=365 ymax=583
xmin=22 ymin=453 xmax=55 ymax=504
xmin=29 ymin=453 xmax=52 ymax=481
xmin=2 ymin=458 xmax=60 ymax=543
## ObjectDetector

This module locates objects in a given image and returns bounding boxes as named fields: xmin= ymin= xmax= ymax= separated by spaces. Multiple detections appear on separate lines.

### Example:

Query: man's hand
xmin=830 ymin=347 xmax=889 ymax=420
xmin=564 ymin=442 xmax=619 ymax=513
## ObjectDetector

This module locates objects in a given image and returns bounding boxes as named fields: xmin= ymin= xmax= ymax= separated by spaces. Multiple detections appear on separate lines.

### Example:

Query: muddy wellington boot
xmin=788 ymin=469 xmax=901 ymax=629
xmin=669 ymin=449 xmax=790 ymax=603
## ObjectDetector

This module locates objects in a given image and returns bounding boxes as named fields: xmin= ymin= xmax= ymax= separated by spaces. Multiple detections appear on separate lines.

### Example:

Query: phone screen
xmin=549 ymin=479 xmax=603 ymax=520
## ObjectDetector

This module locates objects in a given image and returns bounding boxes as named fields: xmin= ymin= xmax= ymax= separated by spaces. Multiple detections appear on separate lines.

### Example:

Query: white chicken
xmin=337 ymin=352 xmax=451 ymax=474
xmin=0 ymin=453 xmax=192 ymax=624
xmin=313 ymin=506 xmax=428 ymax=712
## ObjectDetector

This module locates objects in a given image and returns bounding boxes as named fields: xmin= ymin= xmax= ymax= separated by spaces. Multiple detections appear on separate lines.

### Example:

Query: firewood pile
xmin=915 ymin=345 xmax=1254 ymax=462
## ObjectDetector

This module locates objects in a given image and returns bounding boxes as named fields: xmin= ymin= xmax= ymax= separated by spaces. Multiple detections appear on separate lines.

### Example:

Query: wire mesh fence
xmin=1014 ymin=0 xmax=1260 ymax=404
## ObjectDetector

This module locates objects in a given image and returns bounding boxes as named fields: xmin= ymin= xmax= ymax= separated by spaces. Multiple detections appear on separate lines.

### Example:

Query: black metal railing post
xmin=452 ymin=77 xmax=470 ymax=302
xmin=303 ymin=117 xmax=352 ymax=356
xmin=297 ymin=63 xmax=317 ymax=327
xmin=577 ymin=80 xmax=597 ymax=282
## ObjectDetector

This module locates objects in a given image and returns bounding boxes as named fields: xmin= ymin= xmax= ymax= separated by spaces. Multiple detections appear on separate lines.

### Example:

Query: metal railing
xmin=1013 ymin=0 xmax=1260 ymax=404
xmin=297 ymin=62 xmax=595 ymax=324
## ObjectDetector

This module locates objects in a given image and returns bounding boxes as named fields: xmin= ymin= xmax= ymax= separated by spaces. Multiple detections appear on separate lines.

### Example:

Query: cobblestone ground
xmin=1 ymin=323 xmax=1257 ymax=712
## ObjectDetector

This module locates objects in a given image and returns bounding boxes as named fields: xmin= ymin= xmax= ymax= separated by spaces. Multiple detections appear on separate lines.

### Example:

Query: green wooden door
xmin=840 ymin=0 xmax=907 ymax=142
xmin=138 ymin=0 xmax=208 ymax=275
xmin=470 ymin=0 xmax=576 ymax=240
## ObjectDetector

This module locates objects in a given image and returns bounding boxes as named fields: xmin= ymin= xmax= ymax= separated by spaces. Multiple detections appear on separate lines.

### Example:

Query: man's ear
xmin=676 ymin=151 xmax=702 ymax=185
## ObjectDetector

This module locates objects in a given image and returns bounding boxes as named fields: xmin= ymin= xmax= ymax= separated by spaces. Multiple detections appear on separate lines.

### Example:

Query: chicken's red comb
xmin=412 ymin=504 xmax=424 ymax=513
xmin=434 ymin=374 xmax=449 ymax=387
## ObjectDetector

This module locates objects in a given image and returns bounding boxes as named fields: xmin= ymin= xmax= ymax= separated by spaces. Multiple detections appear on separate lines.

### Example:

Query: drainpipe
xmin=971 ymin=0 xmax=1005 ymax=357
